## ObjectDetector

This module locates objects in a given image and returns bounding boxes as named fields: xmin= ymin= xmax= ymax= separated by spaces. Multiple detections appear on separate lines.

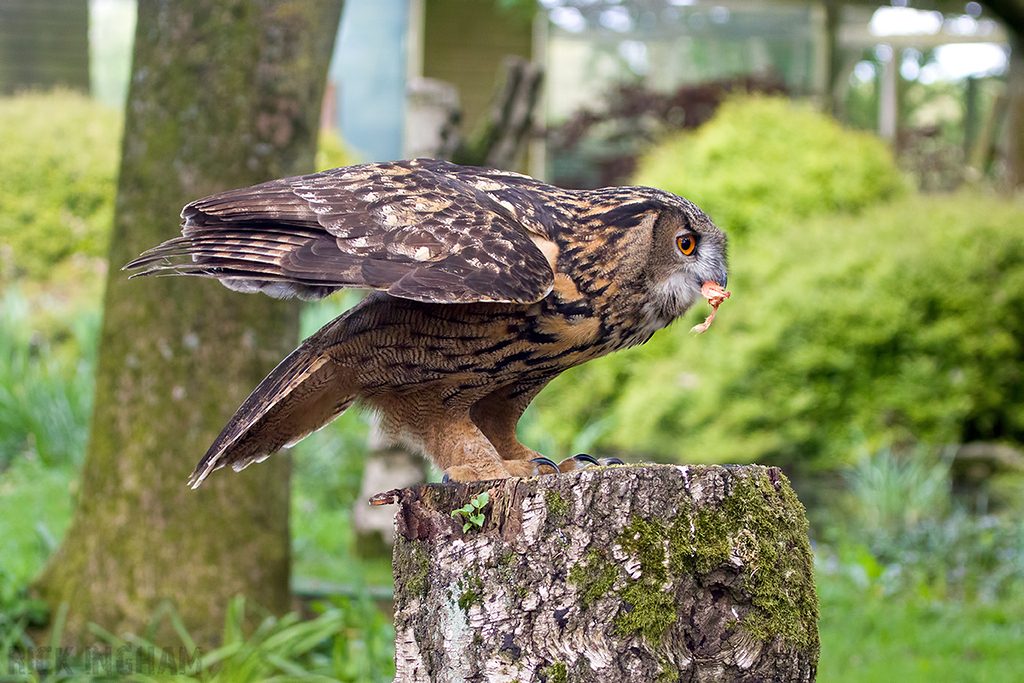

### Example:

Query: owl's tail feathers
xmin=121 ymin=224 xmax=350 ymax=302
xmin=188 ymin=342 xmax=355 ymax=489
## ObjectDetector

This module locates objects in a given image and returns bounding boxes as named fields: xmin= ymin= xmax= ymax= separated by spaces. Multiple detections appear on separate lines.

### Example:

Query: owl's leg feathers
xmin=470 ymin=379 xmax=553 ymax=464
xmin=468 ymin=382 xmax=623 ymax=478
xmin=422 ymin=413 xmax=515 ymax=482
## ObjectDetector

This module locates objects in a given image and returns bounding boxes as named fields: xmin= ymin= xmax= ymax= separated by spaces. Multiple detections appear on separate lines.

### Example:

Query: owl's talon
xmin=441 ymin=473 xmax=451 ymax=484
xmin=571 ymin=453 xmax=600 ymax=466
xmin=555 ymin=454 xmax=625 ymax=472
xmin=530 ymin=456 xmax=560 ymax=474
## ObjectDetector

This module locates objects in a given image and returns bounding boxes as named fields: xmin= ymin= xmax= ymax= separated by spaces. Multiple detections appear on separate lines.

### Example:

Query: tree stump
xmin=383 ymin=464 xmax=818 ymax=682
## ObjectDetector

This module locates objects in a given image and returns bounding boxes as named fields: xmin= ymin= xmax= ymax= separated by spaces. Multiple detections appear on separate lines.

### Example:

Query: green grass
xmin=2 ymin=594 xmax=394 ymax=682
xmin=0 ymin=460 xmax=76 ymax=593
xmin=0 ymin=291 xmax=97 ymax=471
xmin=817 ymin=570 xmax=1024 ymax=683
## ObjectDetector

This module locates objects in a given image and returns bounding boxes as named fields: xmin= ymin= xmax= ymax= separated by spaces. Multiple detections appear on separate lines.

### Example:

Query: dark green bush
xmin=0 ymin=91 xmax=121 ymax=283
xmin=531 ymin=191 xmax=1024 ymax=469
xmin=632 ymin=95 xmax=909 ymax=240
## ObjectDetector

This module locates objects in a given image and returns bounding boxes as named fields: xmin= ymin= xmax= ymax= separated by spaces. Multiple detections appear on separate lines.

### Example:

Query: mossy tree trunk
xmin=34 ymin=0 xmax=344 ymax=647
xmin=387 ymin=464 xmax=819 ymax=683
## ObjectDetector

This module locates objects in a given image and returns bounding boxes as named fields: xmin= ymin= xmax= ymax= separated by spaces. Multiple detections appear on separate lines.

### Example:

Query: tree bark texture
xmin=388 ymin=464 xmax=818 ymax=683
xmin=34 ymin=0 xmax=344 ymax=646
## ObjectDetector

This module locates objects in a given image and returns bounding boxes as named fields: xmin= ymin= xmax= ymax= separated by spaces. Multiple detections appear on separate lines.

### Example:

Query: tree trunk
xmin=386 ymin=464 xmax=818 ymax=683
xmin=34 ymin=0 xmax=344 ymax=647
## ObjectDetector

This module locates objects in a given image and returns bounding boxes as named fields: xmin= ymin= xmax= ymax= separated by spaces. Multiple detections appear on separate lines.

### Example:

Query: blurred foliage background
xmin=2 ymin=62 xmax=1024 ymax=682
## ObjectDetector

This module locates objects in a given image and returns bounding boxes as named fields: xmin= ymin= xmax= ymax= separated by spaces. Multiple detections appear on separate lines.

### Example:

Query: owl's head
xmin=643 ymin=191 xmax=729 ymax=327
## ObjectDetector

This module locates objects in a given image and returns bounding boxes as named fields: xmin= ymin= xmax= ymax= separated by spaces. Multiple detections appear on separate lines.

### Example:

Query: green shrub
xmin=531 ymin=191 xmax=1024 ymax=469
xmin=632 ymin=95 xmax=909 ymax=240
xmin=0 ymin=91 xmax=121 ymax=283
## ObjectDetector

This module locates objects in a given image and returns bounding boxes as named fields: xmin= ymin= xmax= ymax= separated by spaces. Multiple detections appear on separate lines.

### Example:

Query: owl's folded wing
xmin=123 ymin=159 xmax=558 ymax=304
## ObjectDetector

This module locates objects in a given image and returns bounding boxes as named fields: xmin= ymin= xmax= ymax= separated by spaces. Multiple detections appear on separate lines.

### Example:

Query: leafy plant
xmin=451 ymin=492 xmax=490 ymax=533
xmin=0 ymin=571 xmax=48 ymax=673
xmin=842 ymin=444 xmax=953 ymax=535
xmin=815 ymin=442 xmax=1024 ymax=601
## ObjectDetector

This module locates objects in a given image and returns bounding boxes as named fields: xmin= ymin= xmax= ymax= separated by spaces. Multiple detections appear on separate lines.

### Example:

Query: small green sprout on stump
xmin=452 ymin=492 xmax=490 ymax=533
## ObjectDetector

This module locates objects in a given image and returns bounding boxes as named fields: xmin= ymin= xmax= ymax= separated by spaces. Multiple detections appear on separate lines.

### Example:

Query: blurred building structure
xmin=329 ymin=0 xmax=409 ymax=162
xmin=79 ymin=0 xmax=1017 ymax=185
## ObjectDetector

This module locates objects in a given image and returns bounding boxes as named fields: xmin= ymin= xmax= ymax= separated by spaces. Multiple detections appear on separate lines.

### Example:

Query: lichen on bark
xmin=390 ymin=464 xmax=819 ymax=683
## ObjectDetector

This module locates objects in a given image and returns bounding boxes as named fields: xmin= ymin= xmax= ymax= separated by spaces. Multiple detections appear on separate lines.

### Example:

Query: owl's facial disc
xmin=646 ymin=220 xmax=728 ymax=327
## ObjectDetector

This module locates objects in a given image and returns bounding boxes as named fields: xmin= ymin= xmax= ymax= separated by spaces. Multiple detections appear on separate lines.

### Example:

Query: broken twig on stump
xmin=383 ymin=464 xmax=819 ymax=682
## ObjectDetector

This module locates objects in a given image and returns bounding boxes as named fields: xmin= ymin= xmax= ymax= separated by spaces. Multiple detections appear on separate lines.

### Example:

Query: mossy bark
xmin=33 ymin=0 xmax=344 ymax=646
xmin=389 ymin=464 xmax=819 ymax=682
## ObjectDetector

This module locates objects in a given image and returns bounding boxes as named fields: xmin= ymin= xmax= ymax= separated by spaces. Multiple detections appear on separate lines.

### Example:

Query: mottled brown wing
xmin=123 ymin=159 xmax=557 ymax=304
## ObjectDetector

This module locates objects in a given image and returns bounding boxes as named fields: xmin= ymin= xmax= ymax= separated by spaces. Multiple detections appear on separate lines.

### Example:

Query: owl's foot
xmin=501 ymin=454 xmax=625 ymax=477
xmin=443 ymin=455 xmax=624 ymax=482
xmin=444 ymin=456 xmax=560 ymax=482
xmin=500 ymin=457 xmax=560 ymax=477
xmin=556 ymin=454 xmax=625 ymax=471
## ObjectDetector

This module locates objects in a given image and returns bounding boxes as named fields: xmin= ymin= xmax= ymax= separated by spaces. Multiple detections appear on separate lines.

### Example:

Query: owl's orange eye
xmin=676 ymin=234 xmax=697 ymax=256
